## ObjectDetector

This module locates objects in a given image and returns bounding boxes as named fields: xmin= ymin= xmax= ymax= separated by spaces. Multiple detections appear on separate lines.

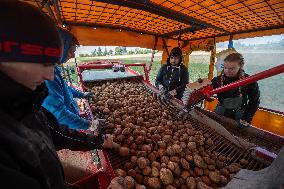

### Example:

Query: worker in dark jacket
xmin=155 ymin=47 xmax=189 ymax=100
xmin=211 ymin=53 xmax=260 ymax=128
xmin=0 ymin=1 xmax=121 ymax=189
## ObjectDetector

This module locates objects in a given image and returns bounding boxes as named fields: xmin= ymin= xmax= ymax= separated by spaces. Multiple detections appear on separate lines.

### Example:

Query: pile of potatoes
xmin=89 ymin=80 xmax=248 ymax=189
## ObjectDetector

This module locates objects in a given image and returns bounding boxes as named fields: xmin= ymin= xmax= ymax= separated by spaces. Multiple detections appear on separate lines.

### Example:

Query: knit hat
xmin=0 ymin=1 xmax=62 ymax=64
xmin=170 ymin=47 xmax=182 ymax=58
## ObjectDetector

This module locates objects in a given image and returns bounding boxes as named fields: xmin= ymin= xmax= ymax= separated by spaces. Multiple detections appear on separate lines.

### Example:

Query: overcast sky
xmin=76 ymin=34 xmax=284 ymax=55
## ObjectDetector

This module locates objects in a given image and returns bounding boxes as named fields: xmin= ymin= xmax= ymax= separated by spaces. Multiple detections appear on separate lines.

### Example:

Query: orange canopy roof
xmin=22 ymin=0 xmax=284 ymax=49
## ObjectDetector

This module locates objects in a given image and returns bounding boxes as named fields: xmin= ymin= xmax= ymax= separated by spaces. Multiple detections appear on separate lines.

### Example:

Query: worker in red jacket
xmin=0 ymin=1 xmax=122 ymax=189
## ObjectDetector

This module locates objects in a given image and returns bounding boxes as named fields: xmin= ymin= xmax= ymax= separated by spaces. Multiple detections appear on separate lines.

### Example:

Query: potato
xmin=186 ymin=177 xmax=196 ymax=189
xmin=122 ymin=128 xmax=131 ymax=135
xmin=204 ymin=157 xmax=215 ymax=165
xmin=160 ymin=168 xmax=174 ymax=185
xmin=185 ymin=155 xmax=193 ymax=161
xmin=161 ymin=156 xmax=170 ymax=164
xmin=130 ymin=143 xmax=137 ymax=150
xmin=197 ymin=181 xmax=212 ymax=189
xmin=151 ymin=161 xmax=161 ymax=169
xmin=116 ymin=134 xmax=125 ymax=142
xmin=208 ymin=165 xmax=215 ymax=171
xmin=141 ymin=145 xmax=152 ymax=152
xmin=167 ymin=161 xmax=176 ymax=171
xmin=157 ymin=149 xmax=166 ymax=157
xmin=165 ymin=185 xmax=176 ymax=189
xmin=166 ymin=146 xmax=175 ymax=156
xmin=216 ymin=160 xmax=225 ymax=169
xmin=128 ymin=169 xmax=137 ymax=178
xmin=143 ymin=176 xmax=150 ymax=186
xmin=119 ymin=147 xmax=130 ymax=157
xmin=228 ymin=163 xmax=241 ymax=173
xmin=127 ymin=136 xmax=134 ymax=145
xmin=125 ymin=176 xmax=135 ymax=189
xmin=151 ymin=167 xmax=160 ymax=177
xmin=180 ymin=158 xmax=190 ymax=170
xmin=194 ymin=155 xmax=206 ymax=168
xmin=220 ymin=168 xmax=230 ymax=178
xmin=147 ymin=177 xmax=162 ymax=189
xmin=137 ymin=151 xmax=147 ymax=157
xmin=239 ymin=158 xmax=248 ymax=166
xmin=135 ymin=174 xmax=144 ymax=184
xmin=142 ymin=166 xmax=152 ymax=176
xmin=220 ymin=175 xmax=228 ymax=185
xmin=114 ymin=128 xmax=122 ymax=135
xmin=172 ymin=179 xmax=180 ymax=188
xmin=135 ymin=183 xmax=146 ymax=189
xmin=148 ymin=152 xmax=158 ymax=162
xmin=172 ymin=144 xmax=182 ymax=154
xmin=161 ymin=163 xmax=167 ymax=168
xmin=194 ymin=167 xmax=204 ymax=176
xmin=103 ymin=108 xmax=110 ymax=114
xmin=137 ymin=117 xmax=144 ymax=125
xmin=152 ymin=134 xmax=161 ymax=141
xmin=131 ymin=156 xmax=138 ymax=164
xmin=181 ymin=171 xmax=190 ymax=180
xmin=162 ymin=135 xmax=171 ymax=143
xmin=115 ymin=169 xmax=126 ymax=177
xmin=208 ymin=171 xmax=221 ymax=183
xmin=137 ymin=157 xmax=148 ymax=169
xmin=124 ymin=162 xmax=133 ymax=171
xmin=201 ymin=176 xmax=211 ymax=186
xmin=167 ymin=161 xmax=181 ymax=176
xmin=169 ymin=156 xmax=180 ymax=163
xmin=180 ymin=184 xmax=188 ymax=189
xmin=205 ymin=138 xmax=214 ymax=146
xmin=136 ymin=136 xmax=145 ymax=145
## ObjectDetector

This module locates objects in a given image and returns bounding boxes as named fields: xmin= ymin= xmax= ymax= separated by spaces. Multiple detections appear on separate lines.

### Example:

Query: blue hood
xmin=58 ymin=28 xmax=74 ymax=63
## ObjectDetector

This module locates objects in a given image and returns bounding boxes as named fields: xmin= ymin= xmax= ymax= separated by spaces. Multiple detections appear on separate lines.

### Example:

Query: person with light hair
xmin=211 ymin=53 xmax=260 ymax=128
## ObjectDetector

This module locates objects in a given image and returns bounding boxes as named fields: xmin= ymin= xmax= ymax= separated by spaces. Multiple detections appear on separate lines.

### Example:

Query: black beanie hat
xmin=0 ymin=1 xmax=62 ymax=64
xmin=170 ymin=47 xmax=182 ymax=57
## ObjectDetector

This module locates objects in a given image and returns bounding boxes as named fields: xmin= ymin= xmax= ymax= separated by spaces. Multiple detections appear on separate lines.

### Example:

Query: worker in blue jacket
xmin=42 ymin=28 xmax=94 ymax=130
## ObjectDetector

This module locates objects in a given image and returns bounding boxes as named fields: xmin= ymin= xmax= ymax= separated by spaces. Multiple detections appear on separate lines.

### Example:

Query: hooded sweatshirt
xmin=42 ymin=29 xmax=90 ymax=130
xmin=155 ymin=59 xmax=189 ymax=99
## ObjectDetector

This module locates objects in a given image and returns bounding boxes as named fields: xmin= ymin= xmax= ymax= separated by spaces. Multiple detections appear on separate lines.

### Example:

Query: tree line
xmin=217 ymin=38 xmax=284 ymax=50
xmin=79 ymin=47 xmax=158 ymax=57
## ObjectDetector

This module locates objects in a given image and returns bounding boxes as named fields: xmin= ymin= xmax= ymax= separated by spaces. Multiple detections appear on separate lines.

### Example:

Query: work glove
xmin=90 ymin=119 xmax=118 ymax=149
xmin=158 ymin=84 xmax=163 ymax=90
xmin=83 ymin=92 xmax=94 ymax=98
xmin=89 ymin=119 xmax=105 ymax=132
xmin=237 ymin=119 xmax=250 ymax=129
xmin=163 ymin=92 xmax=173 ymax=100
xmin=102 ymin=134 xmax=120 ymax=149
xmin=177 ymin=107 xmax=189 ymax=118
xmin=158 ymin=89 xmax=167 ymax=97
xmin=169 ymin=89 xmax=177 ymax=96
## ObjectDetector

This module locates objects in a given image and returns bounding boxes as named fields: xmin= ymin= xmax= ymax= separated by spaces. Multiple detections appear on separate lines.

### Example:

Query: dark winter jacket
xmin=155 ymin=61 xmax=189 ymax=99
xmin=211 ymin=73 xmax=260 ymax=123
xmin=0 ymin=72 xmax=104 ymax=189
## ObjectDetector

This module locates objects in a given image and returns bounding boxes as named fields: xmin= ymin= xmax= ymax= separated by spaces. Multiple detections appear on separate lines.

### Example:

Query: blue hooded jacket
xmin=42 ymin=28 xmax=90 ymax=130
